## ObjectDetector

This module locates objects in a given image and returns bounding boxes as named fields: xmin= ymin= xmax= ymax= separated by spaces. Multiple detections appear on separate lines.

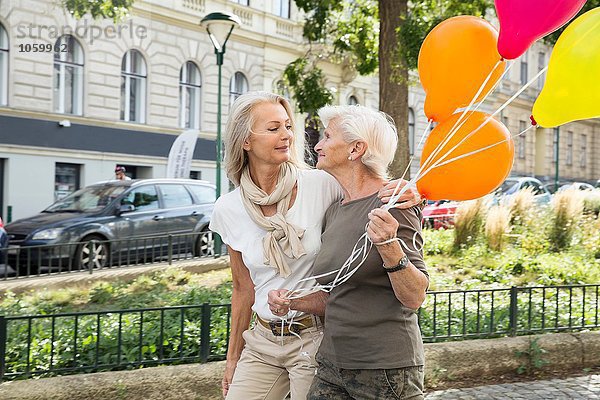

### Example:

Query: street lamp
xmin=200 ymin=12 xmax=241 ymax=200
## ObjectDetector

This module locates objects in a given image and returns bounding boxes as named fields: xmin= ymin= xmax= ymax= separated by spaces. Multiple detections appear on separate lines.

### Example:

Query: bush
xmin=485 ymin=205 xmax=510 ymax=251
xmin=549 ymin=189 xmax=583 ymax=252
xmin=508 ymin=187 xmax=536 ymax=227
xmin=453 ymin=198 xmax=487 ymax=250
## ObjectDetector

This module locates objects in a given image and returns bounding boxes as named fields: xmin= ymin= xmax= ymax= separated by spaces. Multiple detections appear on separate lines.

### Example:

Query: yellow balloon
xmin=533 ymin=8 xmax=600 ymax=128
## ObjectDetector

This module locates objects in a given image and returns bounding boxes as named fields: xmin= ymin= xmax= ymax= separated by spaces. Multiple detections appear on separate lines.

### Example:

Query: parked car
xmin=558 ymin=182 xmax=595 ymax=192
xmin=422 ymin=200 xmax=459 ymax=229
xmin=494 ymin=177 xmax=552 ymax=205
xmin=6 ymin=179 xmax=215 ymax=275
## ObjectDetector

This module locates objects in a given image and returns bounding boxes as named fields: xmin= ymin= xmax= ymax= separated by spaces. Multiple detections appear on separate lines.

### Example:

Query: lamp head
xmin=200 ymin=12 xmax=241 ymax=53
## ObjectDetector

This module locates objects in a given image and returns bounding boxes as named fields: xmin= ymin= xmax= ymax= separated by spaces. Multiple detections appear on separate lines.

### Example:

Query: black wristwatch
xmin=383 ymin=255 xmax=409 ymax=273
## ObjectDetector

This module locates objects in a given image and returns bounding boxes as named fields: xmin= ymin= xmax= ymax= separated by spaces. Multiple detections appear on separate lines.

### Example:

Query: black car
xmin=6 ymin=179 xmax=215 ymax=275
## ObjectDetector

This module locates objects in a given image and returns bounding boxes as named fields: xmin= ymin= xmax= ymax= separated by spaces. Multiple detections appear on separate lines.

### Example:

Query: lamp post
xmin=201 ymin=12 xmax=240 ymax=257
xmin=200 ymin=12 xmax=241 ymax=200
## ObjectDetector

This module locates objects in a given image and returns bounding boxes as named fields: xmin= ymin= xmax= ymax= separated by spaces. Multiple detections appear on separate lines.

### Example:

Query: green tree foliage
xmin=62 ymin=0 xmax=134 ymax=22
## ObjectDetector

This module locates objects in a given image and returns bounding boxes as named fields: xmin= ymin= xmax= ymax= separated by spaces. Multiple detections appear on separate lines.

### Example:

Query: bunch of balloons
xmin=415 ymin=0 xmax=599 ymax=201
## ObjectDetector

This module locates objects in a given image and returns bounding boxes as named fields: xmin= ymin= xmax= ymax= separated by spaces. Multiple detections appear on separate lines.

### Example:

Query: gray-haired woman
xmin=209 ymin=92 xmax=420 ymax=400
xmin=272 ymin=105 xmax=429 ymax=399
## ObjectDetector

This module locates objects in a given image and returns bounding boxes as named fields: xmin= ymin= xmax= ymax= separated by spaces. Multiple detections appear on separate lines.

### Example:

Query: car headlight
xmin=32 ymin=228 xmax=64 ymax=240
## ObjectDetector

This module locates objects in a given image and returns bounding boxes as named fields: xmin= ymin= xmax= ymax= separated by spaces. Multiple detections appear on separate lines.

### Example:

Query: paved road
xmin=426 ymin=374 xmax=600 ymax=399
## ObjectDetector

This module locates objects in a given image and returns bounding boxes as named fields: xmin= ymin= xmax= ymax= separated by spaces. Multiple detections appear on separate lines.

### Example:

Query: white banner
xmin=166 ymin=130 xmax=198 ymax=178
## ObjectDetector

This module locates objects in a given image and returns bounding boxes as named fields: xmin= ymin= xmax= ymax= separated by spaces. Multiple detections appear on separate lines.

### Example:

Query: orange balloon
xmin=417 ymin=112 xmax=514 ymax=201
xmin=418 ymin=16 xmax=506 ymax=123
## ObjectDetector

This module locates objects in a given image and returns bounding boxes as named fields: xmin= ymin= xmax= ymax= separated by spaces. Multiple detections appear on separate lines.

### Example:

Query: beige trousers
xmin=225 ymin=318 xmax=323 ymax=400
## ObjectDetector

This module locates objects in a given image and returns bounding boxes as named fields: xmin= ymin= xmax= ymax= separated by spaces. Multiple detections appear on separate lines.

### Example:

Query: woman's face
xmin=315 ymin=117 xmax=351 ymax=174
xmin=244 ymin=102 xmax=294 ymax=167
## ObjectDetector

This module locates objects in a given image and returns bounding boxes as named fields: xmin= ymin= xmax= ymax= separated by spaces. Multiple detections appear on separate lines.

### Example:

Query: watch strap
xmin=383 ymin=255 xmax=409 ymax=273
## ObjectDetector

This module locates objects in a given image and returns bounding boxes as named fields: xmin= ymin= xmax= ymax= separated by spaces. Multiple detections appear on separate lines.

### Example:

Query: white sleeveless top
xmin=209 ymin=169 xmax=343 ymax=321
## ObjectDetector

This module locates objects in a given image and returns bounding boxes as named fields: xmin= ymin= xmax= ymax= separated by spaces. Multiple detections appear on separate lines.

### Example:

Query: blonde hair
xmin=317 ymin=105 xmax=398 ymax=179
xmin=224 ymin=91 xmax=308 ymax=186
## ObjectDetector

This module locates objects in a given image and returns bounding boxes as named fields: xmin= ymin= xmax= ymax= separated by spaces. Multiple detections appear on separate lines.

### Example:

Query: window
xmin=566 ymin=131 xmax=573 ymax=166
xmin=53 ymin=35 xmax=84 ymax=115
xmin=347 ymin=95 xmax=359 ymax=105
xmin=231 ymin=0 xmax=249 ymax=5
xmin=537 ymin=52 xmax=546 ymax=90
xmin=229 ymin=72 xmax=249 ymax=107
xmin=580 ymin=134 xmax=587 ymax=168
xmin=187 ymin=184 xmax=216 ymax=204
xmin=189 ymin=171 xmax=202 ymax=180
xmin=518 ymin=121 xmax=527 ymax=159
xmin=180 ymin=61 xmax=202 ymax=129
xmin=122 ymin=186 xmax=159 ymax=212
xmin=159 ymin=185 xmax=194 ymax=208
xmin=0 ymin=24 xmax=8 ymax=106
xmin=520 ymin=52 xmax=528 ymax=85
xmin=276 ymin=0 xmax=290 ymax=18
xmin=55 ymin=163 xmax=81 ymax=201
xmin=408 ymin=108 xmax=415 ymax=155
xmin=121 ymin=50 xmax=147 ymax=123
xmin=552 ymin=127 xmax=559 ymax=165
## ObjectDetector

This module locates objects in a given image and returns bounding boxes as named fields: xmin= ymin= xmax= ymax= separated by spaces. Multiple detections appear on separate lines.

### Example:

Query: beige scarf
xmin=239 ymin=162 xmax=306 ymax=277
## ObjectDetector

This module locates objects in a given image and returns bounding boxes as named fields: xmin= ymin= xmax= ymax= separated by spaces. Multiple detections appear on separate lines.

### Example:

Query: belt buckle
xmin=268 ymin=320 xmax=300 ymax=336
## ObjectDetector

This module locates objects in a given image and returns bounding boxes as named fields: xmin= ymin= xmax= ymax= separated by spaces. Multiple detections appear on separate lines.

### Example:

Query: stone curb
xmin=0 ymin=256 xmax=230 ymax=295
xmin=1 ymin=331 xmax=598 ymax=399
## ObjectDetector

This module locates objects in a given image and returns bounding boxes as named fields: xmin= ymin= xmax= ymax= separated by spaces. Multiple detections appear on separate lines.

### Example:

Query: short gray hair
xmin=224 ymin=91 xmax=308 ymax=186
xmin=318 ymin=105 xmax=398 ymax=179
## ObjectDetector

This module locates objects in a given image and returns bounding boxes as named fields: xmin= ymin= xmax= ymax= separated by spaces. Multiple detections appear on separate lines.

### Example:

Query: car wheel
xmin=194 ymin=230 xmax=214 ymax=257
xmin=75 ymin=236 xmax=109 ymax=270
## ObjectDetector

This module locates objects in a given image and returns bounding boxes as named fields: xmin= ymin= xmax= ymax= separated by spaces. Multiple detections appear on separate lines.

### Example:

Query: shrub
xmin=508 ymin=187 xmax=536 ymax=227
xmin=583 ymin=190 xmax=600 ymax=216
xmin=453 ymin=198 xmax=486 ymax=250
xmin=548 ymin=189 xmax=583 ymax=252
xmin=485 ymin=205 xmax=510 ymax=251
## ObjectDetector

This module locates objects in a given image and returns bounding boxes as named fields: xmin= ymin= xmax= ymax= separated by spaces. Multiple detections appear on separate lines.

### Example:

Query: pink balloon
xmin=495 ymin=0 xmax=587 ymax=60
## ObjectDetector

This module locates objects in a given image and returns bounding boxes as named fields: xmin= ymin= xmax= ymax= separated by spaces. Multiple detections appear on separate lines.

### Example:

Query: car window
xmin=121 ymin=186 xmax=159 ymax=212
xmin=45 ymin=185 xmax=127 ymax=213
xmin=187 ymin=185 xmax=216 ymax=204
xmin=159 ymin=185 xmax=193 ymax=208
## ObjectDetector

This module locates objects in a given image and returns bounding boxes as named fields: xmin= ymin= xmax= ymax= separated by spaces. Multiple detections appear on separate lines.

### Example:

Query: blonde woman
xmin=209 ymin=92 xmax=420 ymax=400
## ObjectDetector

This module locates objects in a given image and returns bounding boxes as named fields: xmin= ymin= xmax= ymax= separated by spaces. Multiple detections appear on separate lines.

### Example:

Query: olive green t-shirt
xmin=314 ymin=192 xmax=428 ymax=369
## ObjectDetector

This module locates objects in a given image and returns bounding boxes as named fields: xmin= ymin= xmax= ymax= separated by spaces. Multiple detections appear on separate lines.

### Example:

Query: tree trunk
xmin=379 ymin=0 xmax=410 ymax=179
xmin=304 ymin=114 xmax=320 ymax=167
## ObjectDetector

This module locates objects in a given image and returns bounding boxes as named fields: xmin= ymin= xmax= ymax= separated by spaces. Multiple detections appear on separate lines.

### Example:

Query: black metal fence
xmin=0 ymin=284 xmax=598 ymax=381
xmin=0 ymin=231 xmax=222 ymax=280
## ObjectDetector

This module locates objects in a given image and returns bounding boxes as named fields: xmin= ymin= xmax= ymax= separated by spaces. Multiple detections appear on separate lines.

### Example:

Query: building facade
xmin=0 ymin=0 xmax=598 ymax=220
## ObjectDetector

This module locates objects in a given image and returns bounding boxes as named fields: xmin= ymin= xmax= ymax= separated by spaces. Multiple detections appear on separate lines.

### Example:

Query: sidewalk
xmin=425 ymin=374 xmax=600 ymax=399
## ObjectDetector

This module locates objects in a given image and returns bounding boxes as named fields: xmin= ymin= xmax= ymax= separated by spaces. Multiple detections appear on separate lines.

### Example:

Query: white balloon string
xmin=386 ymin=60 xmax=512 ymax=210
xmin=292 ymin=59 xmax=545 ymax=297
xmin=417 ymin=61 xmax=514 ymax=181
xmin=413 ymin=63 xmax=546 ymax=187
xmin=432 ymin=124 xmax=536 ymax=169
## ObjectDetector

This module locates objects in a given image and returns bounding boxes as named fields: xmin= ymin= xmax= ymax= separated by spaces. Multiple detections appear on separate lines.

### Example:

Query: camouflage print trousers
xmin=307 ymin=354 xmax=424 ymax=400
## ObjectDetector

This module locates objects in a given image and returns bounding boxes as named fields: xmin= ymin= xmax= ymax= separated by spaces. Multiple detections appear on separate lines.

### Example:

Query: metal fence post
xmin=200 ymin=303 xmax=211 ymax=362
xmin=87 ymin=241 xmax=95 ymax=275
xmin=0 ymin=316 xmax=7 ymax=382
xmin=509 ymin=286 xmax=518 ymax=336
xmin=168 ymin=235 xmax=173 ymax=265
